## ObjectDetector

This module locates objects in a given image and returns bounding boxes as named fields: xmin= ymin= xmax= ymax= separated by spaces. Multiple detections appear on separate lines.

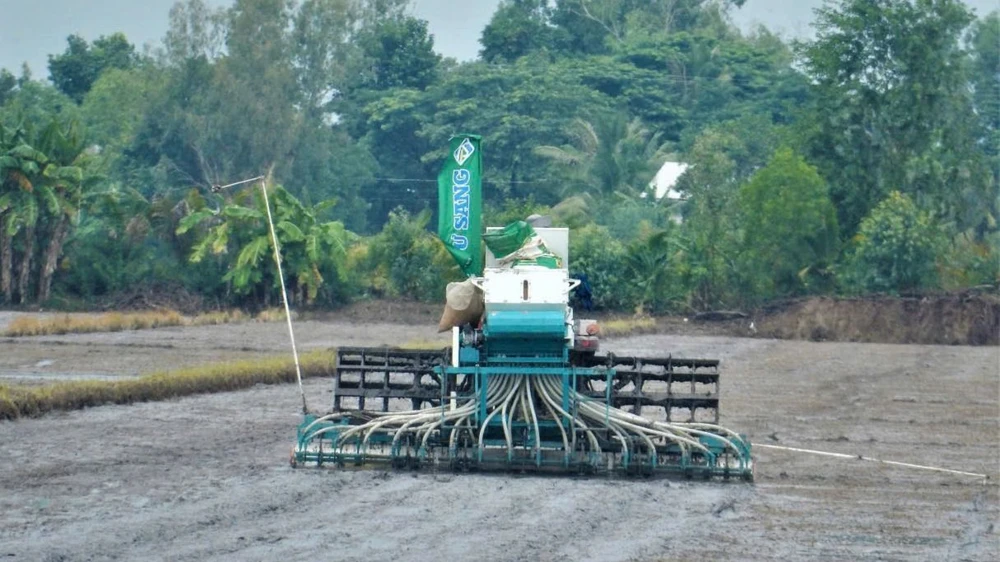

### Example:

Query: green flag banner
xmin=438 ymin=134 xmax=483 ymax=277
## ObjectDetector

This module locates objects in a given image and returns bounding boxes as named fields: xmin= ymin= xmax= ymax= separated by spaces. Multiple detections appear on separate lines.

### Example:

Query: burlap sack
xmin=437 ymin=279 xmax=484 ymax=332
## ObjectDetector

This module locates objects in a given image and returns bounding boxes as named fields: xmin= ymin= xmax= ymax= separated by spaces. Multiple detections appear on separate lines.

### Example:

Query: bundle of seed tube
xmin=298 ymin=374 xmax=749 ymax=463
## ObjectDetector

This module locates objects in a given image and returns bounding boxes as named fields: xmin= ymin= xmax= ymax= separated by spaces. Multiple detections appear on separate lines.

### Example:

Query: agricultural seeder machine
xmin=291 ymin=135 xmax=753 ymax=479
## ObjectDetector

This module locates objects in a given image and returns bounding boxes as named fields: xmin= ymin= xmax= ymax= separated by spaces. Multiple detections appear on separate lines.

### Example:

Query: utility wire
xmin=372 ymin=177 xmax=554 ymax=184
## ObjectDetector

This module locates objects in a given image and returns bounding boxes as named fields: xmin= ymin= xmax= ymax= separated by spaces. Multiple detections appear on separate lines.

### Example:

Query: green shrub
xmin=938 ymin=231 xmax=1000 ymax=290
xmin=569 ymin=224 xmax=637 ymax=311
xmin=739 ymin=148 xmax=839 ymax=300
xmin=361 ymin=208 xmax=461 ymax=302
xmin=840 ymin=191 xmax=946 ymax=293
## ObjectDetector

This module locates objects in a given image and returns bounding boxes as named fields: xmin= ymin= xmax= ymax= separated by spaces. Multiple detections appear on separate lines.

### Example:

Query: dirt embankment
xmin=327 ymin=293 xmax=1000 ymax=346
xmin=749 ymin=292 xmax=999 ymax=346
xmin=13 ymin=290 xmax=996 ymax=348
xmin=326 ymin=294 xmax=1000 ymax=346
xmin=349 ymin=293 xmax=1000 ymax=346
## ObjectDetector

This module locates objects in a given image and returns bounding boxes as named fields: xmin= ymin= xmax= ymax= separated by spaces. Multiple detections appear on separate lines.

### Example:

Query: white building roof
xmin=649 ymin=161 xmax=689 ymax=200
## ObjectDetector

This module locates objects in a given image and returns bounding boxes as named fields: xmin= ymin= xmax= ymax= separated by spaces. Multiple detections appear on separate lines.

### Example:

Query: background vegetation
xmin=1 ymin=0 xmax=996 ymax=315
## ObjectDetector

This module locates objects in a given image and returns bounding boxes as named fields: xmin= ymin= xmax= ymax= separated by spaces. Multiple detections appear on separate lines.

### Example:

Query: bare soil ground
xmin=0 ymin=314 xmax=997 ymax=562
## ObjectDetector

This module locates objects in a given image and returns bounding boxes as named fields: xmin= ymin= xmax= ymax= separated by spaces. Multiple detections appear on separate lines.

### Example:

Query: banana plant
xmin=0 ymin=123 xmax=50 ymax=303
xmin=32 ymin=118 xmax=90 ymax=303
xmin=624 ymin=227 xmax=682 ymax=314
xmin=177 ymin=184 xmax=348 ymax=305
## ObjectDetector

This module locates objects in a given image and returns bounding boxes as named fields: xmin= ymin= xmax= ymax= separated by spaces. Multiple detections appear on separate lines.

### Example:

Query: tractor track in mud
xmin=0 ymin=317 xmax=997 ymax=561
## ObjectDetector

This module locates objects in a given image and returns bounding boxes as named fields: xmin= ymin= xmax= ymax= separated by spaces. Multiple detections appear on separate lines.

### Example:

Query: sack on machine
xmin=438 ymin=279 xmax=484 ymax=332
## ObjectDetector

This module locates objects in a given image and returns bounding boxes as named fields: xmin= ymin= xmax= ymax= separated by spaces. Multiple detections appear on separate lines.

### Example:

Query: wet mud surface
xmin=0 ymin=316 xmax=997 ymax=561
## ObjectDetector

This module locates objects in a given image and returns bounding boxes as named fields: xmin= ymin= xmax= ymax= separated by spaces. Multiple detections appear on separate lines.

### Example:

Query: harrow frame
xmin=292 ymin=346 xmax=753 ymax=480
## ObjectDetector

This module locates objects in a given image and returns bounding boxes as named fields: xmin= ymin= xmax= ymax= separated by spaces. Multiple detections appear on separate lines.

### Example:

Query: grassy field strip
xmin=0 ymin=315 xmax=662 ymax=420
xmin=2 ymin=308 xmax=291 ymax=337
xmin=399 ymin=338 xmax=449 ymax=350
xmin=0 ymin=372 xmax=139 ymax=383
xmin=0 ymin=349 xmax=332 ymax=420
xmin=598 ymin=316 xmax=658 ymax=337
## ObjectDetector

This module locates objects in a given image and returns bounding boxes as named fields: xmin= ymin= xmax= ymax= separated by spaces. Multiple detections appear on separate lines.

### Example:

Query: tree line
xmin=0 ymin=0 xmax=996 ymax=313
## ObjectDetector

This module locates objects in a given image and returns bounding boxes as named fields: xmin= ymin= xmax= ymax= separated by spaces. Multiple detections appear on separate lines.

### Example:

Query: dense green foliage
xmin=801 ymin=0 xmax=994 ymax=237
xmin=48 ymin=33 xmax=140 ymax=103
xmin=841 ymin=191 xmax=945 ymax=293
xmin=177 ymin=185 xmax=350 ymax=306
xmin=739 ymin=148 xmax=839 ymax=300
xmin=0 ymin=0 xmax=996 ymax=312
xmin=354 ymin=208 xmax=461 ymax=302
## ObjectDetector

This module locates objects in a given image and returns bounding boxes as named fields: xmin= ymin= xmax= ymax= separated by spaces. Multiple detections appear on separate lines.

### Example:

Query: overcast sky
xmin=1 ymin=0 xmax=996 ymax=78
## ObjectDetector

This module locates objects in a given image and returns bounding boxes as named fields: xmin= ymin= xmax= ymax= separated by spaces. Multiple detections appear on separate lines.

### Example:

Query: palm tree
xmin=534 ymin=114 xmax=670 ymax=200
xmin=0 ymin=123 xmax=48 ymax=304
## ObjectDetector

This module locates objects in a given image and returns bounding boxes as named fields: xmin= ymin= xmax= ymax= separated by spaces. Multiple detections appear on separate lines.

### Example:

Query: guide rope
xmin=755 ymin=443 xmax=988 ymax=480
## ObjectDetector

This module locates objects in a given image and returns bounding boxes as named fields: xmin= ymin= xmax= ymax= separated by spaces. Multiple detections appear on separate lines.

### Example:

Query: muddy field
xmin=0 ymin=312 xmax=997 ymax=561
